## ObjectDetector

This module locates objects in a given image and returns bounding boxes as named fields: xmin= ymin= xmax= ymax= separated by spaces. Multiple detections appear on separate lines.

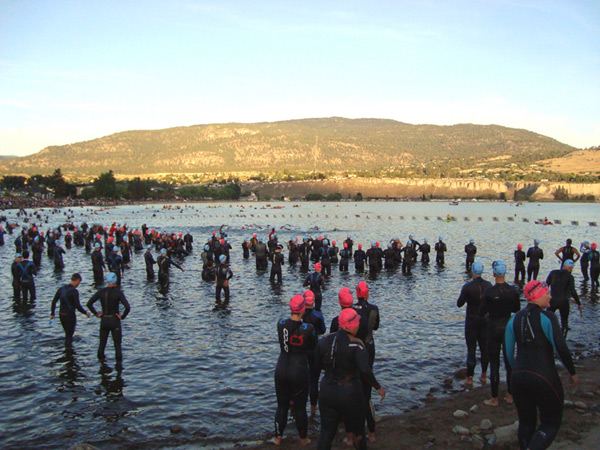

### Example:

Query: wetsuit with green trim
xmin=479 ymin=282 xmax=520 ymax=399
xmin=457 ymin=276 xmax=492 ymax=378
xmin=274 ymin=318 xmax=317 ymax=440
xmin=315 ymin=329 xmax=382 ymax=450
xmin=546 ymin=269 xmax=580 ymax=338
xmin=505 ymin=303 xmax=576 ymax=450
xmin=51 ymin=284 xmax=87 ymax=348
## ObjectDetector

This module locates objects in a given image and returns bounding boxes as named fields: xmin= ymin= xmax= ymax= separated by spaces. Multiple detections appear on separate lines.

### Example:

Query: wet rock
xmin=454 ymin=368 xmax=468 ymax=379
xmin=564 ymin=400 xmax=574 ymax=407
xmin=68 ymin=445 xmax=101 ymax=450
xmin=583 ymin=391 xmax=596 ymax=398
xmin=443 ymin=378 xmax=454 ymax=387
xmin=425 ymin=394 xmax=435 ymax=404
xmin=452 ymin=425 xmax=470 ymax=436
xmin=429 ymin=387 xmax=439 ymax=394
xmin=62 ymin=432 xmax=75 ymax=438
xmin=469 ymin=404 xmax=479 ymax=413
xmin=494 ymin=421 xmax=518 ymax=445
xmin=453 ymin=409 xmax=469 ymax=418
xmin=480 ymin=419 xmax=493 ymax=431
xmin=574 ymin=401 xmax=587 ymax=410
xmin=472 ymin=435 xmax=486 ymax=449
xmin=193 ymin=430 xmax=207 ymax=437
xmin=170 ymin=425 xmax=183 ymax=434
xmin=470 ymin=426 xmax=480 ymax=435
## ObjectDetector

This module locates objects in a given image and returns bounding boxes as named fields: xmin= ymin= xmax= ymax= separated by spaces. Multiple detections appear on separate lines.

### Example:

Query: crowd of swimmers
xmin=4 ymin=214 xmax=600 ymax=449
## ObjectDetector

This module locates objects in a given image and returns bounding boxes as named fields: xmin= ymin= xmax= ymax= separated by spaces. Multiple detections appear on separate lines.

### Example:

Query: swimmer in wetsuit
xmin=464 ymin=238 xmax=477 ymax=270
xmin=338 ymin=242 xmax=351 ymax=272
xmin=91 ymin=243 xmax=106 ymax=285
xmin=315 ymin=308 xmax=386 ymax=450
xmin=303 ymin=263 xmax=325 ymax=311
xmin=419 ymin=238 xmax=431 ymax=264
xmin=144 ymin=245 xmax=156 ymax=280
xmin=514 ymin=243 xmax=526 ymax=284
xmin=353 ymin=244 xmax=366 ymax=273
xmin=479 ymin=260 xmax=520 ymax=406
xmin=435 ymin=236 xmax=447 ymax=266
xmin=353 ymin=281 xmax=380 ymax=442
xmin=272 ymin=295 xmax=317 ymax=447
xmin=555 ymin=238 xmax=580 ymax=269
xmin=270 ymin=245 xmax=285 ymax=284
xmin=526 ymin=238 xmax=543 ymax=281
xmin=457 ymin=261 xmax=491 ymax=386
xmin=157 ymin=248 xmax=184 ymax=293
xmin=579 ymin=241 xmax=591 ymax=282
xmin=589 ymin=243 xmax=600 ymax=291
xmin=87 ymin=272 xmax=131 ymax=364
xmin=215 ymin=254 xmax=233 ymax=302
xmin=50 ymin=273 xmax=90 ymax=349
xmin=546 ymin=259 xmax=581 ymax=338
xmin=302 ymin=290 xmax=326 ymax=418
xmin=506 ymin=280 xmax=579 ymax=450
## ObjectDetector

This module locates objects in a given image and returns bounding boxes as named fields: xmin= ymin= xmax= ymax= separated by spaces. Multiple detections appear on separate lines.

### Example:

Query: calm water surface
xmin=1 ymin=201 xmax=599 ymax=449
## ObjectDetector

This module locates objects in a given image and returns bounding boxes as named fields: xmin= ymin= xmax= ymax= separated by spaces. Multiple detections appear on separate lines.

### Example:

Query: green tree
xmin=93 ymin=170 xmax=118 ymax=198
xmin=1 ymin=175 xmax=27 ymax=189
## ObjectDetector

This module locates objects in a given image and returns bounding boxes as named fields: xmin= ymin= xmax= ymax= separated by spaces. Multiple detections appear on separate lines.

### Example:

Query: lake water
xmin=1 ymin=200 xmax=599 ymax=449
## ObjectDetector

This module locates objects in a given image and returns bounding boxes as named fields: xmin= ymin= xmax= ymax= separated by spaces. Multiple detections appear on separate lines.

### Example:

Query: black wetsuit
xmin=457 ymin=277 xmax=492 ymax=378
xmin=303 ymin=309 xmax=326 ymax=410
xmin=479 ymin=282 xmax=520 ymax=398
xmin=580 ymin=245 xmax=591 ymax=281
xmin=435 ymin=241 xmax=447 ymax=265
xmin=546 ymin=269 xmax=580 ymax=338
xmin=514 ymin=249 xmax=526 ymax=283
xmin=366 ymin=247 xmax=381 ymax=274
xmin=288 ymin=241 xmax=299 ymax=265
xmin=11 ymin=260 xmax=21 ymax=299
xmin=87 ymin=286 xmax=131 ymax=362
xmin=353 ymin=249 xmax=366 ymax=272
xmin=274 ymin=318 xmax=316 ymax=439
xmin=353 ymin=299 xmax=380 ymax=433
xmin=304 ymin=271 xmax=325 ymax=311
xmin=465 ymin=243 xmax=477 ymax=270
xmin=202 ymin=265 xmax=215 ymax=282
xmin=91 ymin=250 xmax=106 ymax=284
xmin=506 ymin=303 xmax=576 ymax=450
xmin=320 ymin=246 xmax=332 ymax=278
xmin=339 ymin=248 xmax=351 ymax=271
xmin=315 ymin=330 xmax=382 ymax=450
xmin=51 ymin=284 xmax=87 ymax=348
xmin=215 ymin=262 xmax=233 ymax=302
xmin=18 ymin=259 xmax=37 ymax=301
xmin=298 ymin=242 xmax=310 ymax=270
xmin=383 ymin=248 xmax=396 ymax=270
xmin=53 ymin=246 xmax=66 ymax=270
xmin=590 ymin=250 xmax=600 ymax=290
xmin=526 ymin=246 xmax=544 ymax=281
xmin=144 ymin=250 xmax=156 ymax=280
xmin=242 ymin=241 xmax=250 ymax=259
xmin=32 ymin=241 xmax=44 ymax=267
xmin=184 ymin=233 xmax=193 ymax=253
xmin=557 ymin=245 xmax=577 ymax=269
xmin=255 ymin=242 xmax=268 ymax=270
xmin=108 ymin=252 xmax=124 ymax=286
xmin=419 ymin=242 xmax=431 ymax=264
xmin=157 ymin=254 xmax=183 ymax=291
xmin=400 ymin=246 xmax=417 ymax=274
xmin=270 ymin=251 xmax=284 ymax=284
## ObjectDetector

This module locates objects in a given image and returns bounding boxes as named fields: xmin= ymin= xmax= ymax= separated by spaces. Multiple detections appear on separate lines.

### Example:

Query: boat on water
xmin=449 ymin=201 xmax=460 ymax=206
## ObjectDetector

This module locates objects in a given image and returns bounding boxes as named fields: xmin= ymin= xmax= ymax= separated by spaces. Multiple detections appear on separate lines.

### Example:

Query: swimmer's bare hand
xmin=377 ymin=387 xmax=386 ymax=401
xmin=116 ymin=313 xmax=122 ymax=320
xmin=86 ymin=312 xmax=91 ymax=318
xmin=95 ymin=313 xmax=103 ymax=318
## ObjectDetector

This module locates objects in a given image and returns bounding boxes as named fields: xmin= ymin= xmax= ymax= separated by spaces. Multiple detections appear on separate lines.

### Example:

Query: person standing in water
xmin=464 ymin=239 xmax=477 ymax=271
xmin=457 ymin=261 xmax=491 ymax=386
xmin=589 ymin=243 xmax=599 ymax=291
xmin=546 ymin=259 xmax=582 ymax=338
xmin=505 ymin=280 xmax=578 ymax=450
xmin=435 ymin=236 xmax=447 ymax=266
xmin=272 ymin=295 xmax=316 ymax=447
xmin=50 ymin=273 xmax=90 ymax=349
xmin=514 ymin=243 xmax=526 ymax=284
xmin=555 ymin=239 xmax=580 ymax=269
xmin=526 ymin=239 xmax=543 ymax=281
xmin=215 ymin=254 xmax=233 ymax=302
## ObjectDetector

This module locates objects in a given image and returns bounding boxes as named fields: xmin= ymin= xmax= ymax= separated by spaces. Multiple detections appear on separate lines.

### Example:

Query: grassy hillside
xmin=0 ymin=118 xmax=577 ymax=177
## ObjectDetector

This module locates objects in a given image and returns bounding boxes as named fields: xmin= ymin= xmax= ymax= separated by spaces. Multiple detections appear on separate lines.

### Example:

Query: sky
xmin=1 ymin=0 xmax=599 ymax=156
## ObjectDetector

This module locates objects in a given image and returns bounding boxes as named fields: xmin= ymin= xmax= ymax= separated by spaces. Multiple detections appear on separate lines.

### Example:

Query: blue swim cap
xmin=471 ymin=261 xmax=483 ymax=276
xmin=55 ymin=240 xmax=62 ymax=245
xmin=160 ymin=248 xmax=167 ymax=255
xmin=15 ymin=253 xmax=22 ymax=259
xmin=409 ymin=234 xmax=414 ymax=239
xmin=272 ymin=234 xmax=276 ymax=239
xmin=439 ymin=236 xmax=443 ymax=241
xmin=303 ymin=237 xmax=308 ymax=242
xmin=204 ymin=244 xmax=210 ymax=251
xmin=113 ymin=246 xmax=119 ymax=252
xmin=423 ymin=238 xmax=428 ymax=243
xmin=323 ymin=239 xmax=329 ymax=245
xmin=94 ymin=243 xmax=101 ymax=248
xmin=584 ymin=241 xmax=590 ymax=246
xmin=492 ymin=260 xmax=507 ymax=276
xmin=34 ymin=237 xmax=39 ymax=242
xmin=469 ymin=238 xmax=474 ymax=243
xmin=347 ymin=234 xmax=351 ymax=238
xmin=564 ymin=259 xmax=575 ymax=268
xmin=324 ymin=234 xmax=328 ymax=238
xmin=106 ymin=272 xmax=117 ymax=284
xmin=371 ymin=241 xmax=376 ymax=247
xmin=147 ymin=244 xmax=152 ymax=249
xmin=387 ymin=243 xmax=392 ymax=248
xmin=534 ymin=238 xmax=540 ymax=245
xmin=258 ymin=237 xmax=263 ymax=242
xmin=219 ymin=254 xmax=226 ymax=263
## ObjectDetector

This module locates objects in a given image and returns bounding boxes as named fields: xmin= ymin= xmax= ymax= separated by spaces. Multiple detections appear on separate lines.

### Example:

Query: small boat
xmin=535 ymin=220 xmax=554 ymax=225
xmin=449 ymin=201 xmax=460 ymax=206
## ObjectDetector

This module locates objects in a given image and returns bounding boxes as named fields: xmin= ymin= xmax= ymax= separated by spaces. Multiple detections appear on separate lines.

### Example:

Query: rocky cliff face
xmin=244 ymin=178 xmax=600 ymax=201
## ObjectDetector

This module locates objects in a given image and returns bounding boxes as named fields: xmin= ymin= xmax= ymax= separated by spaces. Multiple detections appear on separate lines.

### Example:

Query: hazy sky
xmin=1 ymin=0 xmax=599 ymax=156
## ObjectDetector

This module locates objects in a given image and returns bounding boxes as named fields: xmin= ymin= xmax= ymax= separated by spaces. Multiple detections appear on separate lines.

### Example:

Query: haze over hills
xmin=0 ymin=118 xmax=579 ymax=177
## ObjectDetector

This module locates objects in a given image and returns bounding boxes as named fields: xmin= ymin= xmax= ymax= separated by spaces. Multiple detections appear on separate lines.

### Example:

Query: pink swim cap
xmin=314 ymin=263 xmax=322 ymax=271
xmin=344 ymin=242 xmax=348 ymax=248
xmin=358 ymin=243 xmax=362 ymax=249
xmin=339 ymin=308 xmax=360 ymax=330
xmin=338 ymin=287 xmax=354 ymax=307
xmin=289 ymin=295 xmax=306 ymax=313
xmin=356 ymin=281 xmax=369 ymax=299
xmin=303 ymin=290 xmax=315 ymax=307
xmin=524 ymin=280 xmax=550 ymax=302
xmin=332 ymin=240 xmax=336 ymax=246
xmin=376 ymin=241 xmax=380 ymax=247
xmin=517 ymin=243 xmax=523 ymax=250
xmin=592 ymin=243 xmax=597 ymax=250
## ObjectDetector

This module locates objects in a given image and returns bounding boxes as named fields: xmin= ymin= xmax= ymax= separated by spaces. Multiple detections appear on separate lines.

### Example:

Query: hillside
xmin=0 ymin=118 xmax=577 ymax=177
xmin=538 ymin=147 xmax=600 ymax=174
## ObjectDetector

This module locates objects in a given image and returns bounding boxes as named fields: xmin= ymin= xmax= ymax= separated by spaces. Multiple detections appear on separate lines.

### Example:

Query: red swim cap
xmin=314 ymin=262 xmax=322 ymax=271
xmin=289 ymin=295 xmax=306 ymax=313
xmin=179 ymin=233 xmax=182 ymax=238
xmin=524 ymin=280 xmax=550 ymax=302
xmin=376 ymin=241 xmax=380 ymax=247
xmin=303 ymin=290 xmax=315 ymax=307
xmin=332 ymin=240 xmax=336 ymax=246
xmin=253 ymin=233 xmax=257 ymax=238
xmin=358 ymin=243 xmax=362 ymax=249
xmin=517 ymin=243 xmax=523 ymax=250
xmin=107 ymin=237 xmax=114 ymax=243
xmin=212 ymin=231 xmax=216 ymax=235
xmin=592 ymin=243 xmax=597 ymax=250
xmin=338 ymin=287 xmax=354 ymax=307
xmin=344 ymin=242 xmax=348 ymax=248
xmin=220 ymin=239 xmax=225 ymax=244
xmin=339 ymin=308 xmax=360 ymax=330
xmin=356 ymin=281 xmax=369 ymax=299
